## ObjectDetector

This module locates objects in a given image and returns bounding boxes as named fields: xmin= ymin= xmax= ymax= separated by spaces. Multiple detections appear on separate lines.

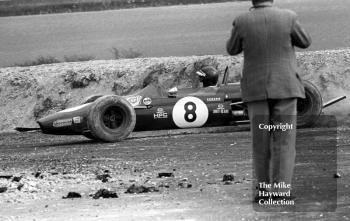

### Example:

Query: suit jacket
xmin=226 ymin=2 xmax=312 ymax=102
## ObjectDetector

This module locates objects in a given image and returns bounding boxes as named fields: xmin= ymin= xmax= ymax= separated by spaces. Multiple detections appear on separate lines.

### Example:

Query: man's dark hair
xmin=252 ymin=0 xmax=273 ymax=5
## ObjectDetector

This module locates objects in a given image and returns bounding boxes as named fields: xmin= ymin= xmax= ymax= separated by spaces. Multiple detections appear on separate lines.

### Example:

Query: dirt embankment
xmin=0 ymin=49 xmax=349 ymax=132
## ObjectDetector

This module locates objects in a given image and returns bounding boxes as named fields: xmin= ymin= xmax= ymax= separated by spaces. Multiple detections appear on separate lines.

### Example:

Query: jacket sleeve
xmin=291 ymin=16 xmax=312 ymax=49
xmin=226 ymin=20 xmax=243 ymax=55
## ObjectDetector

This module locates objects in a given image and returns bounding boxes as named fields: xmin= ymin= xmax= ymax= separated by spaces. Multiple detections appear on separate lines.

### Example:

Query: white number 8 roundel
xmin=172 ymin=96 xmax=209 ymax=128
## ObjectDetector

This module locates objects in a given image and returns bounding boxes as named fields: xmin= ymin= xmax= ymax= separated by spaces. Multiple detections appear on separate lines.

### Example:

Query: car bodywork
xmin=36 ymin=83 xmax=243 ymax=134
xmin=17 ymin=68 xmax=346 ymax=142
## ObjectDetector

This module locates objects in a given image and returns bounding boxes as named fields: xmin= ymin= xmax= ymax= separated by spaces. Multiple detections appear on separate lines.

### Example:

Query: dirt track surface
xmin=0 ymin=128 xmax=349 ymax=220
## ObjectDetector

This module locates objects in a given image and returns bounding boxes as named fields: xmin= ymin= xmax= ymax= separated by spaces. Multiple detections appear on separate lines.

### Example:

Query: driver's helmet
xmin=196 ymin=66 xmax=219 ymax=87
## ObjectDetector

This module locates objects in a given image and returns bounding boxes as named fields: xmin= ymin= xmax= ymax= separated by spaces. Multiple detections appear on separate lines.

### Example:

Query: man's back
xmin=227 ymin=3 xmax=311 ymax=102
xmin=226 ymin=0 xmax=312 ymax=205
xmin=238 ymin=8 xmax=298 ymax=70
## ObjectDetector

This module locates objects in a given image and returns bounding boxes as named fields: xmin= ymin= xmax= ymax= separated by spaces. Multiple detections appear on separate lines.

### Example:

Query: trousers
xmin=247 ymin=98 xmax=297 ymax=191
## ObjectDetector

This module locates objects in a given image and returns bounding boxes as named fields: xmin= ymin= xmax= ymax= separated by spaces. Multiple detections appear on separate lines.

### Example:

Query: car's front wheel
xmin=86 ymin=95 xmax=136 ymax=142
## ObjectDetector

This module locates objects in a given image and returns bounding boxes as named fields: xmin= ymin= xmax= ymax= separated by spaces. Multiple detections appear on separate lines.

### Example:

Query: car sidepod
xmin=133 ymin=95 xmax=232 ymax=131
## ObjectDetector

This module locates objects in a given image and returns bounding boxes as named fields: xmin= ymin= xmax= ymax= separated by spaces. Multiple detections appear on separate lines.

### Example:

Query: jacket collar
xmin=252 ymin=2 xmax=273 ymax=9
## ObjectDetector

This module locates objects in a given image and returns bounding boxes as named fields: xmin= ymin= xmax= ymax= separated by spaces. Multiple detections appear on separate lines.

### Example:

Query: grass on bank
xmin=15 ymin=56 xmax=60 ymax=67
xmin=0 ymin=0 xmax=247 ymax=17
xmin=111 ymin=47 xmax=143 ymax=60
xmin=14 ymin=47 xmax=142 ymax=67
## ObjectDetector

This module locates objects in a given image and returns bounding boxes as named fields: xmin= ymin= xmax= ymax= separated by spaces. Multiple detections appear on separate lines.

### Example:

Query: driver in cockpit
xmin=168 ymin=65 xmax=220 ymax=97
xmin=196 ymin=66 xmax=219 ymax=87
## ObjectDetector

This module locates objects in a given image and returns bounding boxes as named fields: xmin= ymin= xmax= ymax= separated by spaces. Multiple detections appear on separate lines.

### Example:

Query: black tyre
xmin=297 ymin=80 xmax=323 ymax=127
xmin=81 ymin=95 xmax=104 ymax=104
xmin=87 ymin=95 xmax=136 ymax=142
xmin=83 ymin=132 xmax=97 ymax=140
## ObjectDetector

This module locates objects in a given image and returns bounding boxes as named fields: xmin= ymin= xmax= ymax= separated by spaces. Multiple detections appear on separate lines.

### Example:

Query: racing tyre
xmin=81 ymin=95 xmax=104 ymax=104
xmin=83 ymin=132 xmax=97 ymax=140
xmin=297 ymin=80 xmax=323 ymax=127
xmin=87 ymin=95 xmax=136 ymax=142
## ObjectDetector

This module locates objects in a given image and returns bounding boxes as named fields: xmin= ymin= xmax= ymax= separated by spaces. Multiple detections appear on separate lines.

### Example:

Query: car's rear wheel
xmin=86 ymin=95 xmax=136 ymax=142
xmin=297 ymin=80 xmax=323 ymax=127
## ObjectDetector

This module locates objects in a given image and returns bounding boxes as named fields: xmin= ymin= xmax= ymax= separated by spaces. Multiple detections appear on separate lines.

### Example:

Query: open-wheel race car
xmin=17 ymin=67 xmax=346 ymax=142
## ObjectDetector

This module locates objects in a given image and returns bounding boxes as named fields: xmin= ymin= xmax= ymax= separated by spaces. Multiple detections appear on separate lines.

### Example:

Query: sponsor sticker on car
xmin=154 ymin=108 xmax=168 ymax=119
xmin=207 ymin=97 xmax=221 ymax=102
xmin=143 ymin=97 xmax=152 ymax=105
xmin=73 ymin=116 xmax=81 ymax=124
xmin=125 ymin=95 xmax=142 ymax=107
xmin=213 ymin=104 xmax=229 ymax=114
xmin=53 ymin=118 xmax=72 ymax=128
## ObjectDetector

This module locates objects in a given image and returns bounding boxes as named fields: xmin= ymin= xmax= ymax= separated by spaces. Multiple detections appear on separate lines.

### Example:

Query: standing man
xmin=226 ymin=0 xmax=311 ymax=203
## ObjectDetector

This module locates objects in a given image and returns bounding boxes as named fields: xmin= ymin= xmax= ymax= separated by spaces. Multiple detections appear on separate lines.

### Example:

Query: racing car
xmin=17 ymin=67 xmax=346 ymax=142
